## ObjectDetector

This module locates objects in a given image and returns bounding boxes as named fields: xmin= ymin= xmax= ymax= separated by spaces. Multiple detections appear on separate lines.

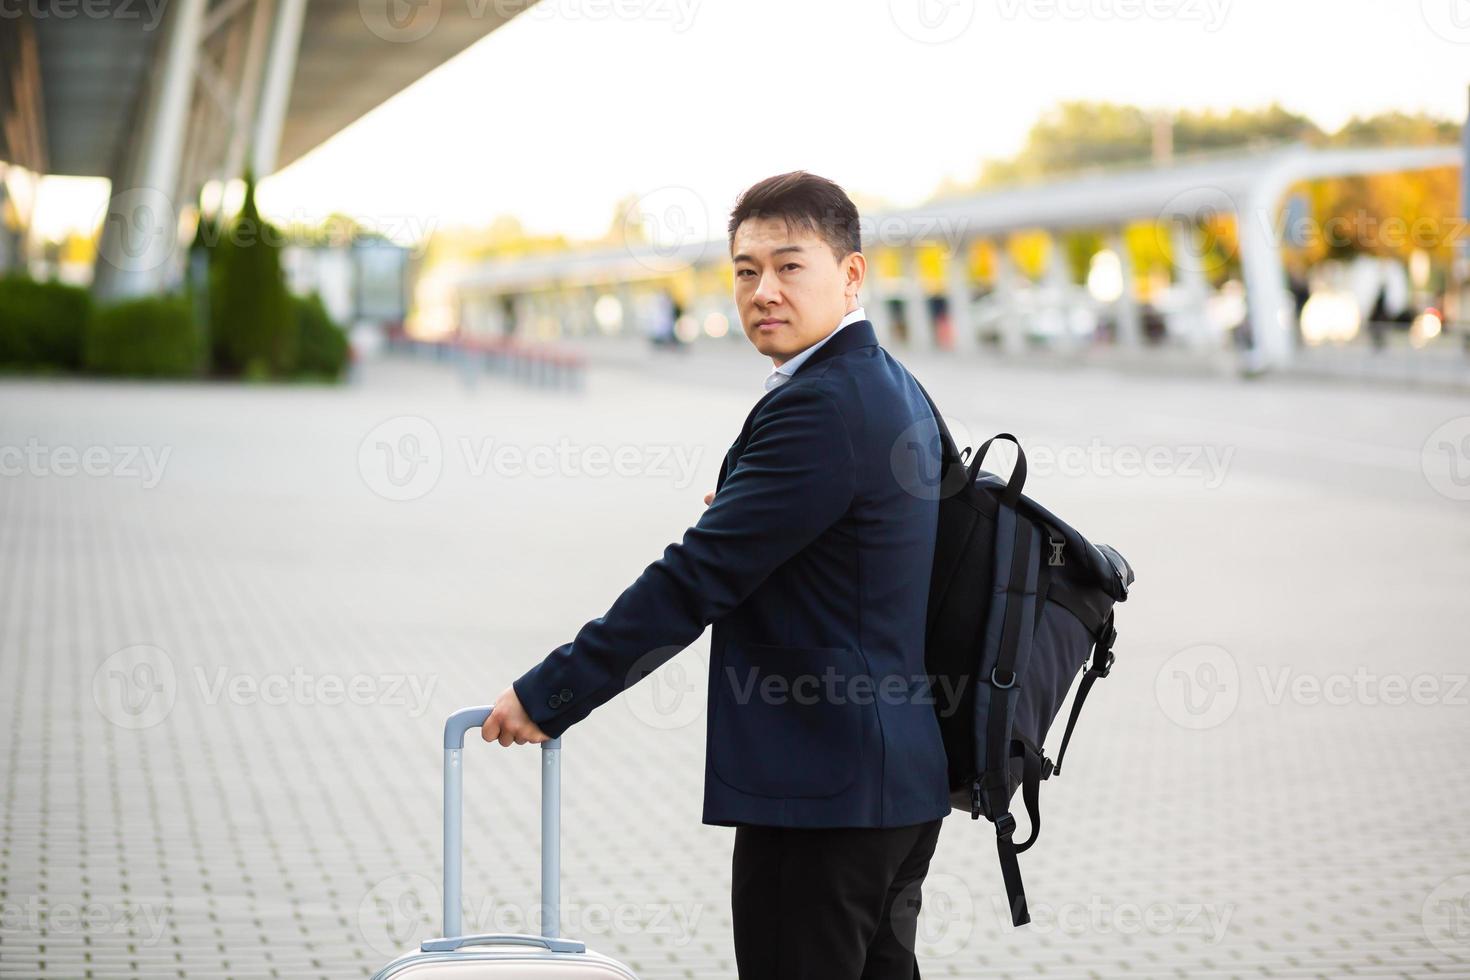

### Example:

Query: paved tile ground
xmin=1 ymin=340 xmax=1468 ymax=979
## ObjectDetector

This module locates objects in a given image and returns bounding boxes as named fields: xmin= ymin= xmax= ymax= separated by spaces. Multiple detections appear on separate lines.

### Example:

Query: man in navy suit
xmin=482 ymin=171 xmax=951 ymax=979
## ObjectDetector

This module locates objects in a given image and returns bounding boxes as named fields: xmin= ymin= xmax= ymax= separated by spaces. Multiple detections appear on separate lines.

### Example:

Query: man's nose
xmin=753 ymin=270 xmax=781 ymax=306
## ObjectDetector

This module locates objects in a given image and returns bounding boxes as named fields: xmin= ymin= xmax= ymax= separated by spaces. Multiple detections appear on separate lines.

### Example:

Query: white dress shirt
xmin=762 ymin=307 xmax=867 ymax=392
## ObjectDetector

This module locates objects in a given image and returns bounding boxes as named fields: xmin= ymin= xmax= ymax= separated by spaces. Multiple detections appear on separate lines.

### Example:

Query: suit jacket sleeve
xmin=511 ymin=383 xmax=856 ymax=738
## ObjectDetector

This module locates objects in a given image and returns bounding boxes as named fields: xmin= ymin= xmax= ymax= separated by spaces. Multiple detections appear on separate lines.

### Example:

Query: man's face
xmin=731 ymin=216 xmax=865 ymax=366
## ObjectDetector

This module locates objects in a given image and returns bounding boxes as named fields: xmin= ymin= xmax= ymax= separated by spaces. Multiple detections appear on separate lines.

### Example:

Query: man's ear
xmin=845 ymin=251 xmax=866 ymax=299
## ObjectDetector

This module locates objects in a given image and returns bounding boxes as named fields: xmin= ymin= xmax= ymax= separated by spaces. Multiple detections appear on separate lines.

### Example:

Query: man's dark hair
xmin=727 ymin=171 xmax=862 ymax=262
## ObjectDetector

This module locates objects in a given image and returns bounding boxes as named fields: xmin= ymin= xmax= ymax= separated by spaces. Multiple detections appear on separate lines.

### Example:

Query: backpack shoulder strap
xmin=1053 ymin=611 xmax=1118 ymax=776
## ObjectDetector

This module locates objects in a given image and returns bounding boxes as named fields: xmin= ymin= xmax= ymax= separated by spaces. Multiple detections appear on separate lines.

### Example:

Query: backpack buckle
xmin=1098 ymin=649 xmax=1115 ymax=677
xmin=990 ymin=668 xmax=1017 ymax=689
xmin=994 ymin=813 xmax=1017 ymax=840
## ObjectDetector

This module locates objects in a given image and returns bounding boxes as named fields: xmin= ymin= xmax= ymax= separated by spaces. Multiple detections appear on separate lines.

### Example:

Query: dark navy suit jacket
xmin=513 ymin=319 xmax=952 ymax=828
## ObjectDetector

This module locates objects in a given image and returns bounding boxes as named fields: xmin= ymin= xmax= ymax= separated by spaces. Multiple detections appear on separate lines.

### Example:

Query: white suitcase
xmin=371 ymin=707 xmax=640 ymax=979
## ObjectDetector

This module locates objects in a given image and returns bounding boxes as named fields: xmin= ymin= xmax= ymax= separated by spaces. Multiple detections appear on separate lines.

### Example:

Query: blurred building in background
xmin=0 ymin=0 xmax=535 ymax=298
xmin=282 ymin=237 xmax=412 ymax=356
xmin=4 ymin=4 xmax=1469 ymax=387
xmin=443 ymin=139 xmax=1467 ymax=384
xmin=282 ymin=239 xmax=409 ymax=326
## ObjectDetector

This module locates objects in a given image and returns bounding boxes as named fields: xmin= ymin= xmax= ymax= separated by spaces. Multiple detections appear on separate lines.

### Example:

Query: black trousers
xmin=730 ymin=818 xmax=943 ymax=980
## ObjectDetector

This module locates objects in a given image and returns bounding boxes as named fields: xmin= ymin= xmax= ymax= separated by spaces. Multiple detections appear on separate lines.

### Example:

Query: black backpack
xmin=916 ymin=385 xmax=1135 ymax=927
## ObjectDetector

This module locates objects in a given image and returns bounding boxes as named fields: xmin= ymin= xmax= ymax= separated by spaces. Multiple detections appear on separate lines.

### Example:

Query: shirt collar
xmin=763 ymin=307 xmax=867 ymax=392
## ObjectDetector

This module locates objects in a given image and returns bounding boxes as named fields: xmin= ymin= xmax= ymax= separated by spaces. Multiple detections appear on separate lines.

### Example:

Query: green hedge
xmin=208 ymin=173 xmax=296 ymax=377
xmin=0 ymin=275 xmax=91 ymax=370
xmin=2 ymin=165 xmax=352 ymax=383
xmin=83 ymin=294 xmax=204 ymax=378
xmin=293 ymin=292 xmax=350 ymax=379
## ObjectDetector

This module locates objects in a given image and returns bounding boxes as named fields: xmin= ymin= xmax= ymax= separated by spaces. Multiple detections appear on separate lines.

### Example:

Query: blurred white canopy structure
xmin=451 ymin=143 xmax=1463 ymax=372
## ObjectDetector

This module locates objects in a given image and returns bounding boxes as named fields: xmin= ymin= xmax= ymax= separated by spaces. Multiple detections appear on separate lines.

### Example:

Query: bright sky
xmin=32 ymin=0 xmax=1470 ymax=244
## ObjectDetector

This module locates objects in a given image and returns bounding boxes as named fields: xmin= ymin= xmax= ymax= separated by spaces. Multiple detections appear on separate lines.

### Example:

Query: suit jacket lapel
xmin=716 ymin=319 xmax=879 ymax=491
xmin=791 ymin=319 xmax=877 ymax=376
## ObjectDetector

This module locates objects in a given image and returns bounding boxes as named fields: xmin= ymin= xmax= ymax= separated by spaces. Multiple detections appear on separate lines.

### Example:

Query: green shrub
xmin=184 ymin=211 xmax=221 ymax=336
xmin=0 ymin=275 xmax=91 ymax=370
xmin=293 ymin=292 xmax=350 ymax=380
xmin=84 ymin=294 xmax=203 ymax=378
xmin=208 ymin=169 xmax=296 ymax=377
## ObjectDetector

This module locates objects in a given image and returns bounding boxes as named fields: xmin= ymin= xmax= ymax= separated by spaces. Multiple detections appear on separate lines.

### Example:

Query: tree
xmin=1292 ymin=112 xmax=1462 ymax=264
xmin=974 ymin=101 xmax=1324 ymax=187
xmin=208 ymin=167 xmax=296 ymax=377
xmin=962 ymin=102 xmax=1457 ymax=268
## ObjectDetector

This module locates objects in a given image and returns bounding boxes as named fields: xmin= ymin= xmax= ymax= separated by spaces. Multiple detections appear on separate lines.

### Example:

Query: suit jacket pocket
xmin=710 ymin=642 xmax=867 ymax=799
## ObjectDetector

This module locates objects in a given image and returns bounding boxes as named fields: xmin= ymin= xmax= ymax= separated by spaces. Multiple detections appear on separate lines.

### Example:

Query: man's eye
xmin=737 ymin=269 xmax=754 ymax=278
xmin=782 ymin=264 xmax=801 ymax=272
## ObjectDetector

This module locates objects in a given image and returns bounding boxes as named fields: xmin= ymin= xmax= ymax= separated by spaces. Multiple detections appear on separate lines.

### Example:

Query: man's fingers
xmin=703 ymin=490 xmax=714 ymax=505
xmin=480 ymin=691 xmax=547 ymax=748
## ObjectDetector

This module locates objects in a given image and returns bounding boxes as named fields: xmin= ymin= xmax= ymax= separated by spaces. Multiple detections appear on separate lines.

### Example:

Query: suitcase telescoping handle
xmin=441 ymin=707 xmax=562 ymax=941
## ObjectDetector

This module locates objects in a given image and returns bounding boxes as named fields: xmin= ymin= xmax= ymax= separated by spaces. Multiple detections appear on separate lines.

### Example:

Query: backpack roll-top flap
xmin=1096 ymin=542 xmax=1135 ymax=597
xmin=973 ymin=473 xmax=1133 ymax=606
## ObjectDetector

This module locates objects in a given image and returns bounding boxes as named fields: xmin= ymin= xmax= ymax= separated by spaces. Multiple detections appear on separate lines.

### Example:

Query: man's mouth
xmin=756 ymin=318 xmax=785 ymax=329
